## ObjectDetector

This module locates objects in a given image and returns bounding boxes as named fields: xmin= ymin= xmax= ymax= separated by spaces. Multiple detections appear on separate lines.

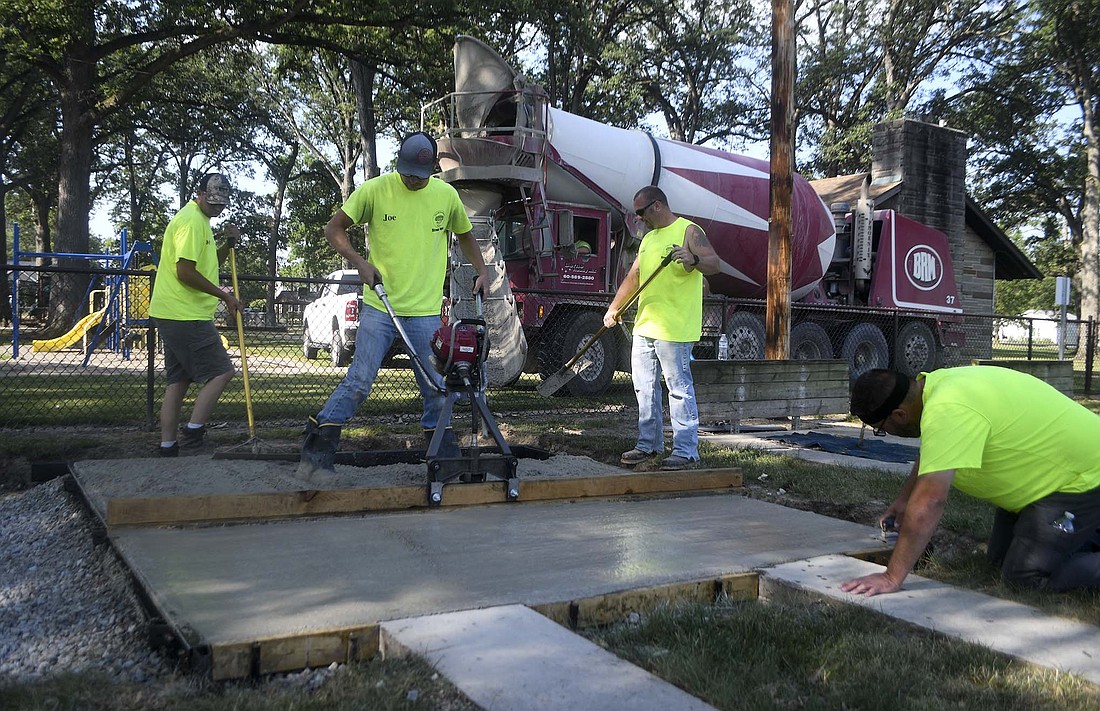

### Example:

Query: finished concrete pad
xmin=381 ymin=605 xmax=718 ymax=711
xmin=108 ymin=494 xmax=883 ymax=676
xmin=762 ymin=554 xmax=1100 ymax=685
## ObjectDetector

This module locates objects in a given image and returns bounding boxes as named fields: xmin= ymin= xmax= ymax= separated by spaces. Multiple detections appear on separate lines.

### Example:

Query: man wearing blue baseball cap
xmin=297 ymin=132 xmax=489 ymax=483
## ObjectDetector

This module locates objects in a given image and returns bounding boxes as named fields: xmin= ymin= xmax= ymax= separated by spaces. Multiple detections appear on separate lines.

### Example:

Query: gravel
xmin=0 ymin=478 xmax=172 ymax=685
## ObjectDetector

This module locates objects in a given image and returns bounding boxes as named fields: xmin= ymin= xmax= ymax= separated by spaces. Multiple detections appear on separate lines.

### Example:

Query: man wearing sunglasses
xmin=843 ymin=366 xmax=1100 ymax=596
xmin=604 ymin=186 xmax=720 ymax=471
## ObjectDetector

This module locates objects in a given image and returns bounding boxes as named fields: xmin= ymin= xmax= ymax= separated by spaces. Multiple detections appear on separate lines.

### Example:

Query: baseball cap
xmin=396 ymin=133 xmax=437 ymax=179
xmin=200 ymin=173 xmax=232 ymax=205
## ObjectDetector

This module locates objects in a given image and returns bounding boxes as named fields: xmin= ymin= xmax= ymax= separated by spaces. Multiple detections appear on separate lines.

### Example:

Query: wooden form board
xmin=207 ymin=574 xmax=759 ymax=680
xmin=105 ymin=469 xmax=743 ymax=529
xmin=694 ymin=359 xmax=850 ymax=422
xmin=971 ymin=359 xmax=1075 ymax=396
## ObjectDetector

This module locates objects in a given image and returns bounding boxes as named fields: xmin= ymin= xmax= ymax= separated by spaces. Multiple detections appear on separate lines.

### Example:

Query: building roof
xmin=809 ymin=173 xmax=1042 ymax=281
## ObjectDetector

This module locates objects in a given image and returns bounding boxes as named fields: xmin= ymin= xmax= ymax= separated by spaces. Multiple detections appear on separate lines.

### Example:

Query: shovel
xmin=537 ymin=248 xmax=677 ymax=397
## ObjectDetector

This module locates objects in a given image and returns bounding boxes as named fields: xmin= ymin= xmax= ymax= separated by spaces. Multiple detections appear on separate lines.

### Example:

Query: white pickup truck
xmin=302 ymin=269 xmax=362 ymax=367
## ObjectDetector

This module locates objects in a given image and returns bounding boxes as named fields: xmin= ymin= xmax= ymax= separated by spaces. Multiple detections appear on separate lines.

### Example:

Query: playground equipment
xmin=9 ymin=223 xmax=156 ymax=364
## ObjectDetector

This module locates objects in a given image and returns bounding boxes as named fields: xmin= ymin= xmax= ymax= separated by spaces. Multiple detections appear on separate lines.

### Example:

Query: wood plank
xmin=693 ymin=359 xmax=848 ymax=386
xmin=208 ymin=573 xmax=757 ymax=679
xmin=211 ymin=625 xmax=379 ymax=681
xmin=695 ymin=380 xmax=849 ymax=401
xmin=106 ymin=469 xmax=744 ymax=528
xmin=530 ymin=573 xmax=759 ymax=630
xmin=699 ymin=397 xmax=850 ymax=420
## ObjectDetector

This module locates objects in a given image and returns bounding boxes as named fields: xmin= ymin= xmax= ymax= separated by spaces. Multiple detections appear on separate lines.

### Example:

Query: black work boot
xmin=424 ymin=427 xmax=462 ymax=459
xmin=295 ymin=416 xmax=341 ymax=485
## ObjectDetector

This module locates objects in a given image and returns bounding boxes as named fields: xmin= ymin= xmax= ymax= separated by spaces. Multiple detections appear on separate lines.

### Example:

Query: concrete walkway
xmin=762 ymin=554 xmax=1100 ymax=685
xmin=381 ymin=605 xmax=718 ymax=711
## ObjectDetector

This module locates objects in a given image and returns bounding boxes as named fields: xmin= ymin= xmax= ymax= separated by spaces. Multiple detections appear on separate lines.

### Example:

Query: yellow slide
xmin=32 ymin=309 xmax=107 ymax=352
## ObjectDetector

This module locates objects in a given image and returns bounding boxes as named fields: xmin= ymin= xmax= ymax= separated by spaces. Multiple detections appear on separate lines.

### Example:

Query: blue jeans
xmin=317 ymin=305 xmax=445 ymax=430
xmin=630 ymin=335 xmax=699 ymax=460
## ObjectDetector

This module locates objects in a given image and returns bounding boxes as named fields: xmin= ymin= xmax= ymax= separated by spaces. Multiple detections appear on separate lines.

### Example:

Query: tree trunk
xmin=0 ymin=184 xmax=10 ymax=325
xmin=350 ymin=60 xmax=380 ymax=180
xmin=46 ymin=56 xmax=96 ymax=337
xmin=267 ymin=143 xmax=299 ymax=327
xmin=1079 ymin=93 xmax=1100 ymax=324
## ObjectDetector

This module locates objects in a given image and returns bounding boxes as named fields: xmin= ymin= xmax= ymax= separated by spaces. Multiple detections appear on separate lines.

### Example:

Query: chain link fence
xmin=2 ymin=264 xmax=1096 ymax=428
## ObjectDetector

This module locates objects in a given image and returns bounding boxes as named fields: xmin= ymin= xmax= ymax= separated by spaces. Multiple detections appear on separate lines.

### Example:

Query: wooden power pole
xmin=766 ymin=0 xmax=794 ymax=360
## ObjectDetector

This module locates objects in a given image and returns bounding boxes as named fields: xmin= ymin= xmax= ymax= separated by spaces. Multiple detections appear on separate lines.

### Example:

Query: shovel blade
xmin=536 ymin=357 xmax=595 ymax=397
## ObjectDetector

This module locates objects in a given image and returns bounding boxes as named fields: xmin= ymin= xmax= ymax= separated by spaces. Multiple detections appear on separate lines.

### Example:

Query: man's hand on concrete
xmin=840 ymin=572 xmax=902 ymax=597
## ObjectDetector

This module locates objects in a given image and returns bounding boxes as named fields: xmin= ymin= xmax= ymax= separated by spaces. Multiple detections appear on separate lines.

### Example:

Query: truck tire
xmin=545 ymin=312 xmax=616 ymax=396
xmin=790 ymin=322 xmax=833 ymax=360
xmin=841 ymin=323 xmax=888 ymax=381
xmin=331 ymin=327 xmax=352 ymax=368
xmin=894 ymin=321 xmax=941 ymax=376
xmin=302 ymin=322 xmax=319 ymax=360
xmin=726 ymin=312 xmax=766 ymax=359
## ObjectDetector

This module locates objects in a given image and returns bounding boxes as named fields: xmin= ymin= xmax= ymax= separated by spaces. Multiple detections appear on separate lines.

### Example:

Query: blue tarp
xmin=771 ymin=432 xmax=918 ymax=464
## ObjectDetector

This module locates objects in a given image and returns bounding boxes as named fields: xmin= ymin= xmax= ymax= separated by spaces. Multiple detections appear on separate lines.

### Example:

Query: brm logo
xmin=904 ymin=245 xmax=943 ymax=291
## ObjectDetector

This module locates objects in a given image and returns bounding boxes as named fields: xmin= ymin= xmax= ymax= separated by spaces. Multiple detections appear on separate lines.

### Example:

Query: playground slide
xmin=32 ymin=309 xmax=107 ymax=353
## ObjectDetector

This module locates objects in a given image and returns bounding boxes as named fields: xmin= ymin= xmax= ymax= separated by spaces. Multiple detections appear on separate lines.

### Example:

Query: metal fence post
xmin=1086 ymin=317 xmax=1095 ymax=397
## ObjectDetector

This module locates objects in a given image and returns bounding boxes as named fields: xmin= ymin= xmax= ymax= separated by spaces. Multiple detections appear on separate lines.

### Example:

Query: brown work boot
xmin=621 ymin=448 xmax=658 ymax=465
xmin=660 ymin=455 xmax=698 ymax=471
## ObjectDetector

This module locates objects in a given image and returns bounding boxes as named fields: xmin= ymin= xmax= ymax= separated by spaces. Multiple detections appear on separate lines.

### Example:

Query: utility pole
xmin=766 ymin=0 xmax=794 ymax=359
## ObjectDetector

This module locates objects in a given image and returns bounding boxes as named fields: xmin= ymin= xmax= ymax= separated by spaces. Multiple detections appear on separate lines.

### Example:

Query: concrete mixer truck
xmin=425 ymin=36 xmax=964 ymax=395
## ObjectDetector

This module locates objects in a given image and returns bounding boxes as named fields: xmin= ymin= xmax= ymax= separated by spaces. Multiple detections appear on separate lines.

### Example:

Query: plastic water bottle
xmin=718 ymin=334 xmax=729 ymax=360
xmin=1051 ymin=511 xmax=1076 ymax=534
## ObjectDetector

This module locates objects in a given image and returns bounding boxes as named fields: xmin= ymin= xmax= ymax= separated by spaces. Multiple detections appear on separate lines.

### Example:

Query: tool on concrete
xmin=214 ymin=248 xmax=289 ymax=460
xmin=880 ymin=514 xmax=898 ymax=543
xmin=374 ymin=282 xmax=520 ymax=505
xmin=537 ymin=247 xmax=677 ymax=397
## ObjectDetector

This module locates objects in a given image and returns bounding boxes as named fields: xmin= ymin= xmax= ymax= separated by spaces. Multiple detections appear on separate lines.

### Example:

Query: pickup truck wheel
xmin=894 ymin=321 xmax=941 ymax=376
xmin=302 ymin=323 xmax=319 ymax=360
xmin=545 ymin=312 xmax=616 ymax=396
xmin=790 ymin=322 xmax=833 ymax=359
xmin=841 ymin=323 xmax=889 ymax=381
xmin=331 ymin=328 xmax=352 ymax=368
xmin=726 ymin=312 xmax=766 ymax=359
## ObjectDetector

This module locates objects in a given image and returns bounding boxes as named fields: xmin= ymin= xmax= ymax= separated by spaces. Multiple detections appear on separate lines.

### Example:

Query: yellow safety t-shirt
xmin=633 ymin=217 xmax=704 ymax=342
xmin=917 ymin=366 xmax=1100 ymax=512
xmin=149 ymin=201 xmax=220 ymax=321
xmin=341 ymin=172 xmax=473 ymax=317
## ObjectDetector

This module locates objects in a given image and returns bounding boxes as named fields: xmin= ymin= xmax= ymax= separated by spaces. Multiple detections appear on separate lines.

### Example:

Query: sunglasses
xmin=634 ymin=199 xmax=658 ymax=217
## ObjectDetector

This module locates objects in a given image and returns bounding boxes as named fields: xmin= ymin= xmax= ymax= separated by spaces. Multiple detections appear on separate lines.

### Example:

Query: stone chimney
xmin=871 ymin=118 xmax=994 ymax=317
xmin=871 ymin=118 xmax=968 ymax=247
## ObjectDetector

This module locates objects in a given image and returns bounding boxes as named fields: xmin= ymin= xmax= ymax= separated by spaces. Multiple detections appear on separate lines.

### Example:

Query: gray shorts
xmin=155 ymin=318 xmax=233 ymax=385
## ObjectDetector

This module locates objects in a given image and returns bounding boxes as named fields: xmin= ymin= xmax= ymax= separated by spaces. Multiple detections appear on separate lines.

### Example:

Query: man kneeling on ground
xmin=842 ymin=366 xmax=1100 ymax=597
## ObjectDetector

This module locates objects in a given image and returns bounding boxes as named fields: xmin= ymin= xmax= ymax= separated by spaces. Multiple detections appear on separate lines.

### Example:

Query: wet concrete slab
xmin=109 ymin=494 xmax=882 ymax=650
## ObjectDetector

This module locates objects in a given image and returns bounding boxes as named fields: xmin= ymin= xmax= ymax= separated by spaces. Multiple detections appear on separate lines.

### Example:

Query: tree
xmin=953 ymin=0 xmax=1100 ymax=321
xmin=795 ymin=0 xmax=1019 ymax=177
xmin=629 ymin=0 xmax=766 ymax=146
xmin=0 ymin=0 xmax=491 ymax=335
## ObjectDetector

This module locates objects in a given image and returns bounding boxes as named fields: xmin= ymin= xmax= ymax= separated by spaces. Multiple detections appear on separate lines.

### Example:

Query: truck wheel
xmin=894 ymin=321 xmax=941 ymax=376
xmin=790 ymin=322 xmax=833 ymax=359
xmin=841 ymin=323 xmax=889 ymax=381
xmin=726 ymin=312 xmax=765 ymax=359
xmin=331 ymin=328 xmax=352 ymax=368
xmin=302 ymin=323 xmax=319 ymax=360
xmin=547 ymin=312 xmax=616 ymax=396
